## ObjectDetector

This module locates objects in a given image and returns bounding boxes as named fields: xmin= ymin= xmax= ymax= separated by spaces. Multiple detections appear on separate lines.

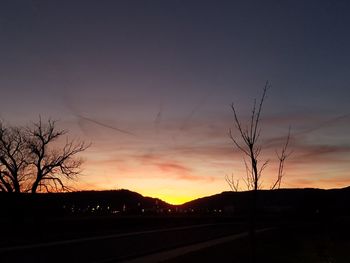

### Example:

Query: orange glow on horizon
xmin=73 ymin=121 xmax=350 ymax=205
xmin=76 ymin=160 xmax=350 ymax=205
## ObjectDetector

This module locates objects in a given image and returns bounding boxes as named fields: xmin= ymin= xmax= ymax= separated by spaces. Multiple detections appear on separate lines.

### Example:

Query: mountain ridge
xmin=1 ymin=187 xmax=350 ymax=217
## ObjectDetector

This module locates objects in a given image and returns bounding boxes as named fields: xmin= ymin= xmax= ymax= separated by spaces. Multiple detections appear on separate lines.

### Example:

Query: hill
xmin=0 ymin=189 xmax=172 ymax=218
xmin=180 ymin=187 xmax=350 ymax=215
xmin=1 ymin=187 xmax=350 ymax=218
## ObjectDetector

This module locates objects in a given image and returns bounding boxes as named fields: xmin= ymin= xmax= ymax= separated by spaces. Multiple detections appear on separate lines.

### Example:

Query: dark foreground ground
xmin=1 ymin=214 xmax=350 ymax=262
xmin=0 ymin=215 xmax=244 ymax=263
xmin=164 ymin=216 xmax=350 ymax=263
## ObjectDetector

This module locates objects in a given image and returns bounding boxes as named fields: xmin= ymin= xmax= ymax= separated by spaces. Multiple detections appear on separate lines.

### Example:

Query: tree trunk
xmin=249 ymin=188 xmax=257 ymax=263
xmin=31 ymin=179 xmax=40 ymax=193
xmin=13 ymin=182 xmax=20 ymax=193
xmin=250 ymin=155 xmax=258 ymax=263
xmin=13 ymin=177 xmax=20 ymax=193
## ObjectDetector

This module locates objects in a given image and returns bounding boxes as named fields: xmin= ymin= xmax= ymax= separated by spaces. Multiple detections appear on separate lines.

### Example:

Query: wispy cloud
xmin=157 ymin=162 xmax=191 ymax=173
xmin=290 ymin=144 xmax=350 ymax=164
xmin=289 ymin=176 xmax=350 ymax=189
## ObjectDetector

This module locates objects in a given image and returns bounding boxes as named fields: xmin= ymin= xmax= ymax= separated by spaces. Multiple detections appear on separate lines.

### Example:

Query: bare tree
xmin=0 ymin=118 xmax=89 ymax=193
xmin=0 ymin=123 xmax=28 ymax=193
xmin=229 ymin=83 xmax=268 ymax=263
xmin=26 ymin=118 xmax=89 ymax=193
xmin=229 ymin=82 xmax=290 ymax=263
xmin=229 ymin=83 xmax=269 ymax=193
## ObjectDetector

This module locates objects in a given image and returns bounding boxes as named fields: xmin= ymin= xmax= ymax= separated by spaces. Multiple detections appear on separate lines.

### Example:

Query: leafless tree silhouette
xmin=229 ymin=82 xmax=290 ymax=263
xmin=26 ymin=118 xmax=89 ymax=193
xmin=0 ymin=118 xmax=89 ymax=193
xmin=229 ymin=83 xmax=268 ymax=263
xmin=229 ymin=83 xmax=268 ymax=193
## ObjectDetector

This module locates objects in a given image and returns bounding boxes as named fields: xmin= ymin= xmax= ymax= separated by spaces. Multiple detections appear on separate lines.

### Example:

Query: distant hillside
xmin=180 ymin=187 xmax=350 ymax=215
xmin=0 ymin=189 xmax=172 ymax=217
xmin=55 ymin=189 xmax=172 ymax=212
xmin=1 ymin=187 xmax=350 ymax=218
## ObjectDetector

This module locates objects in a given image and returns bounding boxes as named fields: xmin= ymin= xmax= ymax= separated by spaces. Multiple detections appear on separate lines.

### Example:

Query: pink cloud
xmin=157 ymin=162 xmax=191 ymax=174
xmin=155 ymin=161 xmax=212 ymax=181
xmin=289 ymin=176 xmax=350 ymax=189
xmin=289 ymin=144 xmax=350 ymax=165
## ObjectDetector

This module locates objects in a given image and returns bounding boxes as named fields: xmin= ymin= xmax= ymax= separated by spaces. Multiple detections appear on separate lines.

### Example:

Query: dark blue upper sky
xmin=1 ymin=0 xmax=350 ymax=202
xmin=2 ymin=1 xmax=350 ymax=112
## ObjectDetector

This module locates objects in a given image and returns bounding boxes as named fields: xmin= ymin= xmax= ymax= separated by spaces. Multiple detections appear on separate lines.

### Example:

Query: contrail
xmin=179 ymin=93 xmax=210 ymax=131
xmin=76 ymin=114 xmax=136 ymax=136
xmin=61 ymin=92 xmax=136 ymax=137
xmin=154 ymin=102 xmax=163 ymax=128
xmin=295 ymin=113 xmax=350 ymax=136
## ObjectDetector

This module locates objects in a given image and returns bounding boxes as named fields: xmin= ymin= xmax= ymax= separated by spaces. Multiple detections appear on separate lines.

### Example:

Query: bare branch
xmin=225 ymin=173 xmax=240 ymax=192
xmin=271 ymin=128 xmax=292 ymax=190
xmin=229 ymin=129 xmax=250 ymax=156
xmin=252 ymin=81 xmax=269 ymax=142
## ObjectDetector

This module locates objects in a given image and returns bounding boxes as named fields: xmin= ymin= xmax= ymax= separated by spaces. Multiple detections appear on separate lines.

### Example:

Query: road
xmin=122 ymin=228 xmax=272 ymax=263
xmin=0 ymin=222 xmax=247 ymax=263
xmin=121 ymin=231 xmax=249 ymax=263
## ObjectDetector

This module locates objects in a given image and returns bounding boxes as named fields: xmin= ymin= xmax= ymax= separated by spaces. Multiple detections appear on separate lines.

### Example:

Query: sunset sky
xmin=1 ymin=1 xmax=350 ymax=204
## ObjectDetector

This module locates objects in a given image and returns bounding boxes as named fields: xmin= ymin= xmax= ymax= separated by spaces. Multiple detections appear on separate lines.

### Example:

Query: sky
xmin=1 ymin=0 xmax=350 ymax=204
